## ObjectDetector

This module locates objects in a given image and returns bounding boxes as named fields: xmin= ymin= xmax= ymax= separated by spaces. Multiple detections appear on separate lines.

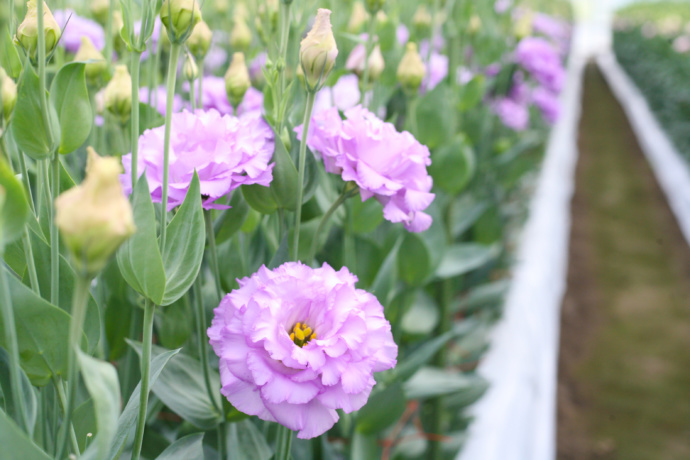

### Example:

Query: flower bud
xmin=513 ymin=12 xmax=534 ymax=39
xmin=225 ymin=52 xmax=251 ymax=108
xmin=300 ymin=9 xmax=338 ymax=93
xmin=104 ymin=65 xmax=132 ymax=124
xmin=75 ymin=36 xmax=107 ymax=84
xmin=346 ymin=43 xmax=384 ymax=83
xmin=55 ymin=147 xmax=136 ymax=276
xmin=183 ymin=53 xmax=199 ymax=81
xmin=397 ymin=42 xmax=425 ymax=95
xmin=187 ymin=20 xmax=213 ymax=61
xmin=213 ymin=0 xmax=230 ymax=15
xmin=412 ymin=5 xmax=432 ymax=38
xmin=15 ymin=0 xmax=61 ymax=58
xmin=230 ymin=17 xmax=252 ymax=52
xmin=469 ymin=15 xmax=482 ymax=35
xmin=367 ymin=45 xmax=385 ymax=82
xmin=90 ymin=0 xmax=110 ymax=25
xmin=347 ymin=2 xmax=369 ymax=34
xmin=160 ymin=0 xmax=202 ymax=43
xmin=365 ymin=0 xmax=385 ymax=15
xmin=112 ymin=11 xmax=127 ymax=54
xmin=0 ymin=69 xmax=18 ymax=121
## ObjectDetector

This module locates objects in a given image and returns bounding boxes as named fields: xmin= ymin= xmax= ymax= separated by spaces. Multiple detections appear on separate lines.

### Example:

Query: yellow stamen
xmin=310 ymin=332 xmax=317 ymax=340
xmin=295 ymin=328 xmax=305 ymax=341
xmin=290 ymin=332 xmax=295 ymax=341
xmin=303 ymin=327 xmax=312 ymax=337
xmin=289 ymin=321 xmax=316 ymax=347
xmin=295 ymin=322 xmax=301 ymax=331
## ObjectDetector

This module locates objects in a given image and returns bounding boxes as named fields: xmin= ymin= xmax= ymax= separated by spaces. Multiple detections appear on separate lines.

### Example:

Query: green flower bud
xmin=183 ymin=53 xmax=199 ymax=81
xmin=225 ymin=52 xmax=251 ymax=108
xmin=55 ymin=147 xmax=136 ymax=276
xmin=412 ymin=5 xmax=432 ymax=38
xmin=90 ymin=0 xmax=110 ymax=25
xmin=348 ymin=2 xmax=369 ymax=34
xmin=1 ymin=69 xmax=18 ymax=121
xmin=230 ymin=17 xmax=252 ymax=52
xmin=397 ymin=42 xmax=425 ymax=95
xmin=104 ymin=65 xmax=132 ymax=124
xmin=112 ymin=11 xmax=127 ymax=55
xmin=15 ymin=0 xmax=62 ymax=58
xmin=187 ymin=20 xmax=213 ymax=60
xmin=213 ymin=0 xmax=230 ymax=15
xmin=367 ymin=45 xmax=385 ymax=82
xmin=365 ymin=0 xmax=385 ymax=15
xmin=300 ymin=9 xmax=338 ymax=93
xmin=160 ymin=0 xmax=202 ymax=44
xmin=74 ymin=36 xmax=107 ymax=85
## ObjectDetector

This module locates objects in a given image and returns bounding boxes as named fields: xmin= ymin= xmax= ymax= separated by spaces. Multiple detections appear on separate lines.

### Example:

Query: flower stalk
xmin=292 ymin=90 xmax=315 ymax=261
xmin=275 ymin=424 xmax=294 ymax=460
xmin=131 ymin=299 xmax=155 ymax=460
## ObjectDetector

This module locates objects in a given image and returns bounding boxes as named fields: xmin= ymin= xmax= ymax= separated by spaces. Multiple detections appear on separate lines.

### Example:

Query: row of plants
xmin=0 ymin=0 xmax=569 ymax=459
xmin=614 ymin=5 xmax=690 ymax=161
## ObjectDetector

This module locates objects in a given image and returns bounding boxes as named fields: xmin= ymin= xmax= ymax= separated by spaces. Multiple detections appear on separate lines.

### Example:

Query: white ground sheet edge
xmin=597 ymin=52 xmax=690 ymax=248
xmin=456 ymin=40 xmax=587 ymax=460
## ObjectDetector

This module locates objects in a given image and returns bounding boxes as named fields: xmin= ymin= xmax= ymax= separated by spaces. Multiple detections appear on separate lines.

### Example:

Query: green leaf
xmin=0 ymin=347 xmax=37 ymax=435
xmin=434 ymin=243 xmax=499 ymax=279
xmin=155 ymin=433 xmax=204 ymax=460
xmin=0 ymin=267 xmax=84 ymax=386
xmin=116 ymin=175 xmax=166 ymax=305
xmin=160 ymin=173 xmax=204 ymax=306
xmin=455 ymin=279 xmax=510 ymax=314
xmin=10 ymin=65 xmax=59 ymax=160
xmin=458 ymin=75 xmax=486 ymax=111
xmin=76 ymin=351 xmax=121 ymax=460
xmin=242 ymin=184 xmax=277 ymax=214
xmin=270 ymin=136 xmax=299 ymax=211
xmin=370 ymin=234 xmax=403 ymax=303
xmin=401 ymin=291 xmax=439 ymax=336
xmin=0 ymin=157 xmax=29 ymax=246
xmin=0 ymin=408 xmax=51 ymax=460
xmin=214 ymin=192 xmax=249 ymax=245
xmin=1 ymin=28 xmax=22 ymax=79
xmin=397 ymin=233 xmax=431 ymax=286
xmin=268 ymin=234 xmax=289 ymax=269
xmin=50 ymin=62 xmax=93 ymax=154
xmin=129 ymin=341 xmax=223 ymax=429
xmin=404 ymin=367 xmax=485 ymax=400
xmin=414 ymin=83 xmax=454 ymax=149
xmin=226 ymin=420 xmax=273 ymax=460
xmin=350 ymin=431 xmax=381 ymax=460
xmin=155 ymin=297 xmax=192 ymax=349
xmin=429 ymin=137 xmax=476 ymax=195
xmin=351 ymin=198 xmax=383 ymax=235
xmin=108 ymin=347 xmax=181 ymax=460
xmin=449 ymin=196 xmax=488 ymax=239
xmin=355 ymin=382 xmax=406 ymax=434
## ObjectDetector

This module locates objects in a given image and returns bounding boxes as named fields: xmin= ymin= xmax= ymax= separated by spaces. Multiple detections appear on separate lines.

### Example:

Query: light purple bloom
xmin=313 ymin=74 xmax=361 ymax=114
xmin=515 ymin=37 xmax=565 ymax=93
xmin=457 ymin=67 xmax=474 ymax=85
xmin=139 ymin=86 xmax=186 ymax=116
xmin=54 ymin=10 xmax=105 ymax=52
xmin=204 ymin=46 xmax=228 ymax=73
xmin=532 ymin=13 xmax=571 ymax=44
xmin=424 ymin=53 xmax=449 ymax=92
xmin=495 ymin=0 xmax=512 ymax=14
xmin=297 ymin=106 xmax=435 ymax=232
xmin=396 ymin=24 xmax=410 ymax=46
xmin=532 ymin=86 xmax=560 ymax=124
xmin=208 ymin=262 xmax=397 ymax=439
xmin=493 ymin=98 xmax=529 ymax=131
xmin=121 ymin=109 xmax=274 ymax=210
xmin=249 ymin=52 xmax=268 ymax=81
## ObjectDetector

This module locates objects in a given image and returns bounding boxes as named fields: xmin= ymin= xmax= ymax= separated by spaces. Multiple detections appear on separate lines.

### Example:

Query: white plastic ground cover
xmin=456 ymin=31 xmax=588 ymax=460
xmin=597 ymin=52 xmax=690 ymax=248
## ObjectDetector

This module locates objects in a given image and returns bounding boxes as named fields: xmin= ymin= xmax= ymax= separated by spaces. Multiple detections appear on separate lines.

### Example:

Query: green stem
xmin=160 ymin=43 xmax=182 ymax=251
xmin=9 ymin=0 xmax=15 ymax=33
xmin=359 ymin=15 xmax=378 ymax=106
xmin=53 ymin=377 xmax=81 ymax=455
xmin=131 ymin=299 xmax=155 ymax=460
xmin=292 ymin=91 xmax=315 ymax=261
xmin=189 ymin=78 xmax=197 ymax=110
xmin=22 ymin=230 xmax=40 ymax=293
xmin=192 ymin=279 xmax=221 ymax=413
xmin=0 ymin=248 xmax=29 ymax=433
xmin=406 ymin=96 xmax=419 ymax=135
xmin=130 ymin=51 xmax=142 ymax=185
xmin=204 ymin=210 xmax=223 ymax=302
xmin=197 ymin=58 xmax=204 ymax=108
xmin=50 ymin=154 xmax=59 ymax=306
xmin=309 ymin=188 xmax=356 ymax=263
xmin=275 ymin=424 xmax=294 ymax=460
xmin=344 ymin=200 xmax=356 ymax=270
xmin=56 ymin=275 xmax=91 ymax=459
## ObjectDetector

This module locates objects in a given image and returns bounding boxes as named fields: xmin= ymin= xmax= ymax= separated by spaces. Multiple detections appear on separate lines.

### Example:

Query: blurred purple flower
xmin=204 ymin=46 xmax=228 ymax=74
xmin=139 ymin=85 xmax=186 ymax=116
xmin=249 ymin=52 xmax=267 ymax=81
xmin=54 ymin=10 xmax=105 ymax=53
xmin=532 ymin=86 xmax=560 ymax=124
xmin=493 ymin=98 xmax=529 ymax=131
xmin=121 ymin=109 xmax=274 ymax=210
xmin=532 ymin=13 xmax=571 ymax=43
xmin=184 ymin=76 xmax=264 ymax=116
xmin=314 ymin=74 xmax=361 ymax=114
xmin=297 ymin=106 xmax=435 ymax=232
xmin=424 ymin=52 xmax=448 ymax=91
xmin=515 ymin=37 xmax=565 ymax=93
xmin=396 ymin=24 xmax=410 ymax=46
xmin=495 ymin=0 xmax=512 ymax=14
xmin=208 ymin=261 xmax=397 ymax=439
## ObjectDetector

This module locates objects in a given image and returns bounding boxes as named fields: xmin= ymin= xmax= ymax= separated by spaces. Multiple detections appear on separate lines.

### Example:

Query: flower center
xmin=290 ymin=322 xmax=316 ymax=348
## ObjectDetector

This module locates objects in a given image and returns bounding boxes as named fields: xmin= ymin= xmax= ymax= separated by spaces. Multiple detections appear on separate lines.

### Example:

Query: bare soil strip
xmin=557 ymin=65 xmax=690 ymax=460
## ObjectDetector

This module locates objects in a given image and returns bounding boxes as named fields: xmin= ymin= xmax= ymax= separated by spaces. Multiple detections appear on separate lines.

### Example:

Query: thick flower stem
xmin=56 ymin=274 xmax=91 ymax=460
xmin=130 ymin=51 xmax=142 ymax=186
xmin=160 ymin=43 xmax=182 ymax=251
xmin=131 ymin=299 xmax=155 ymax=460
xmin=292 ymin=91 xmax=316 ymax=261
xmin=359 ymin=15 xmax=378 ymax=106
xmin=275 ymin=424 xmax=294 ymax=460
xmin=0 ymin=248 xmax=29 ymax=433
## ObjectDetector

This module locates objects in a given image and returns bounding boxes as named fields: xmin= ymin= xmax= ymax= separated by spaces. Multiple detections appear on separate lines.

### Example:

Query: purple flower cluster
xmin=54 ymin=10 xmax=105 ymax=53
xmin=297 ymin=106 xmax=435 ymax=232
xmin=515 ymin=37 xmax=565 ymax=93
xmin=208 ymin=262 xmax=397 ymax=439
xmin=121 ymin=109 xmax=274 ymax=210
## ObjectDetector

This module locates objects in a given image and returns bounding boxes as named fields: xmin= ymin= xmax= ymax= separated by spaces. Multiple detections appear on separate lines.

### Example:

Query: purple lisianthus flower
xmin=313 ymin=74 xmax=361 ymax=114
xmin=186 ymin=77 xmax=264 ymax=116
xmin=493 ymin=98 xmax=529 ymax=131
xmin=139 ymin=86 xmax=186 ymax=116
xmin=396 ymin=24 xmax=410 ymax=46
xmin=515 ymin=37 xmax=565 ymax=93
xmin=208 ymin=262 xmax=397 ymax=439
xmin=532 ymin=86 xmax=560 ymax=124
xmin=424 ymin=53 xmax=449 ymax=92
xmin=54 ymin=10 xmax=105 ymax=53
xmin=297 ymin=106 xmax=435 ymax=232
xmin=121 ymin=109 xmax=274 ymax=210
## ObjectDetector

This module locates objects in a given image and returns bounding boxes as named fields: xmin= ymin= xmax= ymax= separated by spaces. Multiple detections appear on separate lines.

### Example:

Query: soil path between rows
xmin=556 ymin=65 xmax=690 ymax=459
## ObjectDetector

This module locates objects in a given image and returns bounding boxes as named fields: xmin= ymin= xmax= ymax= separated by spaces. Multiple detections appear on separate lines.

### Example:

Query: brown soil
xmin=557 ymin=65 xmax=690 ymax=459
